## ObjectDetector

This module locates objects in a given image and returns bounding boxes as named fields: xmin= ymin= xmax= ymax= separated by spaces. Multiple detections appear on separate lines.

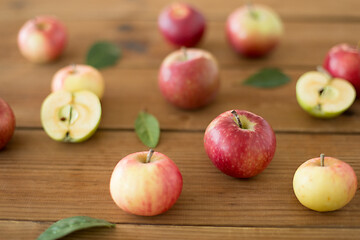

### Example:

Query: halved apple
xmin=296 ymin=71 xmax=356 ymax=118
xmin=41 ymin=90 xmax=101 ymax=142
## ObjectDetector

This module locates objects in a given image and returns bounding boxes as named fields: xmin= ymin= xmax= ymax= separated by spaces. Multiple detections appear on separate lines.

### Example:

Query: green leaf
xmin=37 ymin=216 xmax=115 ymax=240
xmin=242 ymin=68 xmax=291 ymax=88
xmin=86 ymin=41 xmax=121 ymax=69
xmin=135 ymin=111 xmax=160 ymax=148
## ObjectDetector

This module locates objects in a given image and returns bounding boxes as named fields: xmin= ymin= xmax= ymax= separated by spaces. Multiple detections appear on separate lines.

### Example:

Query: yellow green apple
xmin=293 ymin=154 xmax=357 ymax=212
xmin=52 ymin=64 xmax=105 ymax=99
xmin=296 ymin=71 xmax=356 ymax=118
xmin=41 ymin=90 xmax=101 ymax=142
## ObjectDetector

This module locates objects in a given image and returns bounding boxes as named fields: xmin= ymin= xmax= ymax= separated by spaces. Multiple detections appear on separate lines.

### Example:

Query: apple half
xmin=41 ymin=90 xmax=101 ymax=142
xmin=296 ymin=71 xmax=356 ymax=118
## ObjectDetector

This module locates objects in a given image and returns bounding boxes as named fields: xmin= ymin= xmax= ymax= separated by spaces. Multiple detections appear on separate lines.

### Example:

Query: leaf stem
xmin=231 ymin=110 xmax=243 ymax=129
xmin=146 ymin=149 xmax=154 ymax=163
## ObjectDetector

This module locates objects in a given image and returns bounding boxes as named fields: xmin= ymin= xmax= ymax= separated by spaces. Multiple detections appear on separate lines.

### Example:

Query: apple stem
xmin=71 ymin=63 xmax=77 ymax=74
xmin=181 ymin=47 xmax=187 ymax=61
xmin=316 ymin=66 xmax=332 ymax=80
xmin=320 ymin=153 xmax=325 ymax=167
xmin=247 ymin=2 xmax=258 ymax=20
xmin=231 ymin=110 xmax=243 ymax=129
xmin=146 ymin=149 xmax=154 ymax=163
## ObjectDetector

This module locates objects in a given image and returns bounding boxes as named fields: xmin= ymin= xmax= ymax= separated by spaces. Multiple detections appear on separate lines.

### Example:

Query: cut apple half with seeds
xmin=41 ymin=90 xmax=101 ymax=142
xmin=296 ymin=71 xmax=356 ymax=118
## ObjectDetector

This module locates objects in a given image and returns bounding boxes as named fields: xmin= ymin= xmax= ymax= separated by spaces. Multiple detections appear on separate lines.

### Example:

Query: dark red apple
xmin=323 ymin=43 xmax=360 ymax=96
xmin=0 ymin=98 xmax=16 ymax=150
xmin=204 ymin=110 xmax=276 ymax=178
xmin=158 ymin=48 xmax=220 ymax=109
xmin=226 ymin=4 xmax=283 ymax=58
xmin=158 ymin=3 xmax=206 ymax=47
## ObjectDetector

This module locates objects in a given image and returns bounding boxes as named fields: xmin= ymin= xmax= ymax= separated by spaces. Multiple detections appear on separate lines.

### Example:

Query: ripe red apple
xmin=158 ymin=3 xmax=206 ymax=47
xmin=323 ymin=43 xmax=360 ymax=96
xmin=18 ymin=16 xmax=67 ymax=63
xmin=52 ymin=64 xmax=105 ymax=99
xmin=204 ymin=110 xmax=276 ymax=178
xmin=226 ymin=4 xmax=283 ymax=58
xmin=158 ymin=48 xmax=220 ymax=109
xmin=110 ymin=150 xmax=183 ymax=216
xmin=0 ymin=98 xmax=16 ymax=150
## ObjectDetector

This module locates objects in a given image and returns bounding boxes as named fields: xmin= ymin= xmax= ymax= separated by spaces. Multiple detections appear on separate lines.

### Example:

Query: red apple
xmin=110 ymin=150 xmax=183 ymax=216
xmin=158 ymin=3 xmax=206 ymax=47
xmin=0 ymin=98 xmax=16 ymax=150
xmin=18 ymin=16 xmax=67 ymax=63
xmin=158 ymin=48 xmax=220 ymax=109
xmin=52 ymin=64 xmax=105 ymax=99
xmin=323 ymin=43 xmax=360 ymax=96
xmin=226 ymin=4 xmax=283 ymax=58
xmin=204 ymin=110 xmax=276 ymax=178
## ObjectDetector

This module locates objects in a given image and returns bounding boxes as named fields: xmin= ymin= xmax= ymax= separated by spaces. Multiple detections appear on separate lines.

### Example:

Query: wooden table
xmin=1 ymin=0 xmax=360 ymax=239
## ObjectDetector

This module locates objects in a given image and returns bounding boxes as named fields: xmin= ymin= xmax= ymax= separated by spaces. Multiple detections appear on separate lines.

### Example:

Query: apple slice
xmin=41 ymin=90 xmax=101 ymax=142
xmin=296 ymin=71 xmax=356 ymax=118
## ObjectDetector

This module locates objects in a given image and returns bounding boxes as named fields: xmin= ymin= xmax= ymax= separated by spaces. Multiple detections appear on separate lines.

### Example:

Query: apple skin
xmin=293 ymin=156 xmax=357 ymax=212
xmin=18 ymin=16 xmax=67 ymax=63
xmin=158 ymin=48 xmax=220 ymax=109
xmin=0 ymin=98 xmax=16 ymax=150
xmin=204 ymin=110 xmax=276 ymax=178
xmin=323 ymin=44 xmax=360 ymax=97
xmin=158 ymin=3 xmax=206 ymax=47
xmin=52 ymin=64 xmax=105 ymax=99
xmin=226 ymin=4 xmax=283 ymax=58
xmin=110 ymin=151 xmax=183 ymax=216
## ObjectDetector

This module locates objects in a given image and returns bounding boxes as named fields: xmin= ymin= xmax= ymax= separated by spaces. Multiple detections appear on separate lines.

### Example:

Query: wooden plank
xmin=1 ymin=21 xmax=359 ymax=69
xmin=1 ymin=68 xmax=359 ymax=132
xmin=1 ymin=130 xmax=359 ymax=227
xmin=1 ymin=0 xmax=360 ymax=21
xmin=1 ymin=220 xmax=359 ymax=240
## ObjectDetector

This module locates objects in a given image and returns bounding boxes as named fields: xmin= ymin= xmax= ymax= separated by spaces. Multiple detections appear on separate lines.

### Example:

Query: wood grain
xmin=1 ymin=0 xmax=360 ymax=21
xmin=1 ymin=68 xmax=359 ymax=132
xmin=1 ymin=220 xmax=359 ymax=240
xmin=1 ymin=21 xmax=360 ymax=69
xmin=1 ymin=130 xmax=359 ymax=227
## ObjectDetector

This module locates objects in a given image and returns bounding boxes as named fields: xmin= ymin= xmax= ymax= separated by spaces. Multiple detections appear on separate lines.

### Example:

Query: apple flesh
xmin=204 ymin=110 xmax=276 ymax=178
xmin=158 ymin=48 xmax=220 ymax=109
xmin=41 ymin=90 xmax=101 ymax=142
xmin=0 ymin=98 xmax=16 ymax=150
xmin=226 ymin=4 xmax=283 ymax=58
xmin=110 ymin=150 xmax=183 ymax=216
xmin=296 ymin=71 xmax=356 ymax=118
xmin=323 ymin=43 xmax=360 ymax=97
xmin=18 ymin=16 xmax=67 ymax=63
xmin=52 ymin=64 xmax=105 ymax=99
xmin=158 ymin=3 xmax=206 ymax=47
xmin=293 ymin=154 xmax=357 ymax=212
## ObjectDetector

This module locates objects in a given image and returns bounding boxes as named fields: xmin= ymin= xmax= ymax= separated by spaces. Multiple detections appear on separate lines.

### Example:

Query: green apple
xmin=296 ymin=71 xmax=356 ymax=118
xmin=293 ymin=154 xmax=357 ymax=212
xmin=41 ymin=90 xmax=101 ymax=142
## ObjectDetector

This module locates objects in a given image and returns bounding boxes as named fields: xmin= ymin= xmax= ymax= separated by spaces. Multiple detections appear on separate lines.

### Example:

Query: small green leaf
xmin=37 ymin=216 xmax=115 ymax=240
xmin=86 ymin=41 xmax=121 ymax=69
xmin=243 ymin=68 xmax=291 ymax=88
xmin=135 ymin=111 xmax=160 ymax=148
